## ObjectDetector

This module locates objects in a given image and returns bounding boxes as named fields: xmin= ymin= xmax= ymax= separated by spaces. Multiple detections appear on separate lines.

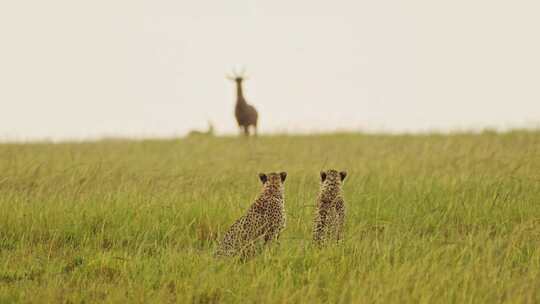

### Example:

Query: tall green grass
xmin=1 ymin=132 xmax=539 ymax=303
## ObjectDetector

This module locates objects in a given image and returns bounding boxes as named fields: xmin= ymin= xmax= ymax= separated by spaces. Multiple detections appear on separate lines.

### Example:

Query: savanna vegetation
xmin=1 ymin=131 xmax=539 ymax=303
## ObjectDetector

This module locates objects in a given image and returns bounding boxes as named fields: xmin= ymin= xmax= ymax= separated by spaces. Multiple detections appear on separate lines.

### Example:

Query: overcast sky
xmin=1 ymin=0 xmax=539 ymax=140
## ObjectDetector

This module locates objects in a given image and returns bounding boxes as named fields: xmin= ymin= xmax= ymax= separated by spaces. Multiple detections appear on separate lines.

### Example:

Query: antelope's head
xmin=226 ymin=67 xmax=248 ymax=83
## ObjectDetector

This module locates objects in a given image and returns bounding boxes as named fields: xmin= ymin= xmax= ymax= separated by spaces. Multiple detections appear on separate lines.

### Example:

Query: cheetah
xmin=216 ymin=172 xmax=287 ymax=258
xmin=313 ymin=169 xmax=347 ymax=246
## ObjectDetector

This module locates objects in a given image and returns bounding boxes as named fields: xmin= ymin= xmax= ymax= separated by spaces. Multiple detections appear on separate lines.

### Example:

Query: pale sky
xmin=1 ymin=0 xmax=539 ymax=141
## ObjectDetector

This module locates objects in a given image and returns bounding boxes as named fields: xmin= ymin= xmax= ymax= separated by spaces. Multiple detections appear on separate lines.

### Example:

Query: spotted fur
xmin=216 ymin=172 xmax=287 ymax=258
xmin=313 ymin=169 xmax=347 ymax=246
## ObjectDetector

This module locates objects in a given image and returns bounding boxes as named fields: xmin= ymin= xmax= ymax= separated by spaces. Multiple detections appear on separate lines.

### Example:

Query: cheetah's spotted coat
xmin=216 ymin=172 xmax=287 ymax=258
xmin=313 ymin=169 xmax=347 ymax=245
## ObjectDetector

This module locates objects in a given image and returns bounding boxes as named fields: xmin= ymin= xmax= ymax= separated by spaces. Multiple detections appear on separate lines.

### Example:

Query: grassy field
xmin=0 ymin=131 xmax=539 ymax=303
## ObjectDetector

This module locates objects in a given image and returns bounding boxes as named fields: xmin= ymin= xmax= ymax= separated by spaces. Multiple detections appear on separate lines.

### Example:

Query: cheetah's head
xmin=258 ymin=172 xmax=287 ymax=187
xmin=320 ymin=169 xmax=347 ymax=185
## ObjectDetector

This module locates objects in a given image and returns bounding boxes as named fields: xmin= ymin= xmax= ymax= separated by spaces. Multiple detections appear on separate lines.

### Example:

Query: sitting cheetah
xmin=216 ymin=172 xmax=287 ymax=258
xmin=313 ymin=169 xmax=347 ymax=246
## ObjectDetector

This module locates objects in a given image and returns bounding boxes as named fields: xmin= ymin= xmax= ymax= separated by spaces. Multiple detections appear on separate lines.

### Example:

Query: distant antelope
xmin=227 ymin=69 xmax=258 ymax=136
xmin=187 ymin=121 xmax=215 ymax=138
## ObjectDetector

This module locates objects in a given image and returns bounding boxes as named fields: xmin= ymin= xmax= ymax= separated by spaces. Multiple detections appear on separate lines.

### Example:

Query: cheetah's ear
xmin=320 ymin=171 xmax=327 ymax=182
xmin=339 ymin=171 xmax=347 ymax=181
xmin=258 ymin=173 xmax=268 ymax=184
xmin=279 ymin=171 xmax=287 ymax=182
